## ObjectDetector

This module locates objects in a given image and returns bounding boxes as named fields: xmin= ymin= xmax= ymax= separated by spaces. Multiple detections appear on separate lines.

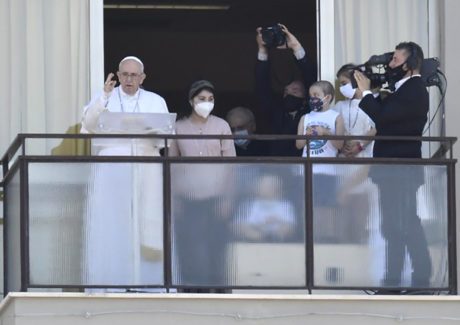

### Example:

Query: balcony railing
xmin=1 ymin=133 xmax=457 ymax=294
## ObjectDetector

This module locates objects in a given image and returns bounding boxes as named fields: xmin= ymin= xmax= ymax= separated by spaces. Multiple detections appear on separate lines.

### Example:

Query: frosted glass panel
xmin=28 ymin=162 xmax=164 ymax=286
xmin=171 ymin=163 xmax=306 ymax=287
xmin=313 ymin=164 xmax=448 ymax=289
xmin=4 ymin=157 xmax=453 ymax=291
xmin=5 ymin=170 xmax=21 ymax=293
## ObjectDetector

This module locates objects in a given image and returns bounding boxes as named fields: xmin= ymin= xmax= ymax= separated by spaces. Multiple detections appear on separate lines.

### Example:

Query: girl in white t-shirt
xmin=296 ymin=81 xmax=345 ymax=242
xmin=296 ymin=80 xmax=345 ymax=161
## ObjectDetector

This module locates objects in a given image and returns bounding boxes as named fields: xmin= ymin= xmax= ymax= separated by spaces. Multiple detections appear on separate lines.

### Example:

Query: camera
xmin=261 ymin=24 xmax=286 ymax=48
xmin=351 ymin=52 xmax=441 ymax=90
xmin=350 ymin=52 xmax=393 ymax=89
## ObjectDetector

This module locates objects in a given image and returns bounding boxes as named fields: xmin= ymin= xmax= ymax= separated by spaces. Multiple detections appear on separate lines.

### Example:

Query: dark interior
xmin=104 ymin=0 xmax=317 ymax=132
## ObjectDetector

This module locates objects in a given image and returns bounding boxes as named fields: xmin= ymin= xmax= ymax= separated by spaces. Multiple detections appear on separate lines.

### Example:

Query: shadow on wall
xmin=51 ymin=124 xmax=91 ymax=156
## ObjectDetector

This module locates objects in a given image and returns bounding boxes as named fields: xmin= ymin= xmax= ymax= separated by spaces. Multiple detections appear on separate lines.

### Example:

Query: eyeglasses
xmin=119 ymin=72 xmax=143 ymax=79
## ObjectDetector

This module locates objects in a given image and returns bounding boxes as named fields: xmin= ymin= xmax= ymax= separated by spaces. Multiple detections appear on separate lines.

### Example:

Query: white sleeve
xmin=362 ymin=90 xmax=373 ymax=98
xmin=258 ymin=51 xmax=268 ymax=61
xmin=81 ymin=96 xmax=107 ymax=133
xmin=293 ymin=47 xmax=306 ymax=60
xmin=82 ymin=90 xmax=108 ymax=113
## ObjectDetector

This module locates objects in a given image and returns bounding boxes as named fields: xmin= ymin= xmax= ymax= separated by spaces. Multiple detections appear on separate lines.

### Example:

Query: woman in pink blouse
xmin=169 ymin=80 xmax=236 ymax=157
xmin=170 ymin=80 xmax=235 ymax=292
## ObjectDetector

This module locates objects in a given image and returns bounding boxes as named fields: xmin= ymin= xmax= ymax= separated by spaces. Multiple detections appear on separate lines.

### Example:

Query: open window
xmin=104 ymin=0 xmax=317 ymax=132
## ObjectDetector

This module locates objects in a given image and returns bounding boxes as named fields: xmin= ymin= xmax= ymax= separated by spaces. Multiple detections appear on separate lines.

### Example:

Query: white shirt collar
xmin=118 ymin=86 xmax=141 ymax=99
xmin=394 ymin=74 xmax=421 ymax=91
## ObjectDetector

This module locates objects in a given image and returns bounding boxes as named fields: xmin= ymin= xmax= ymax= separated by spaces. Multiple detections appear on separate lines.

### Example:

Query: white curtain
xmin=0 ymin=0 xmax=91 ymax=154
xmin=332 ymin=0 xmax=443 ymax=140
xmin=334 ymin=0 xmax=430 ymax=68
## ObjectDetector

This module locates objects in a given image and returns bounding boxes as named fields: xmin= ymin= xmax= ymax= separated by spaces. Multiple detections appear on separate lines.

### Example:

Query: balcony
xmin=1 ymin=133 xmax=456 ymax=296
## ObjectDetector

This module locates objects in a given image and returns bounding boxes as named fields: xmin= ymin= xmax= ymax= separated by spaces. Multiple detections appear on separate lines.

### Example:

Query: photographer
xmin=255 ymin=23 xmax=317 ymax=156
xmin=354 ymin=42 xmax=432 ymax=291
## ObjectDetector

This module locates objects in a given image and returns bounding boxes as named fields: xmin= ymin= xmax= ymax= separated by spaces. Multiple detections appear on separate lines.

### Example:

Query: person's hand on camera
xmin=277 ymin=24 xmax=302 ymax=52
xmin=353 ymin=70 xmax=371 ymax=92
xmin=256 ymin=27 xmax=268 ymax=55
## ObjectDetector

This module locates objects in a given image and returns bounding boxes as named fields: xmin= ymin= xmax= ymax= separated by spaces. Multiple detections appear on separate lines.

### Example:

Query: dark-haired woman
xmin=169 ymin=79 xmax=235 ymax=157
xmin=170 ymin=80 xmax=235 ymax=293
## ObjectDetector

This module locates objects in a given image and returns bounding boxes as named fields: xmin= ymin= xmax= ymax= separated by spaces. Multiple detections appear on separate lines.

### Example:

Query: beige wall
xmin=3 ymin=293 xmax=460 ymax=325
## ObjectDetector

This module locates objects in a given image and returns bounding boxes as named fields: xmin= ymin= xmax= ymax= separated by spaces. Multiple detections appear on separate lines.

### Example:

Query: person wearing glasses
xmin=82 ymin=56 xmax=168 ymax=132
xmin=81 ymin=56 xmax=169 ymax=292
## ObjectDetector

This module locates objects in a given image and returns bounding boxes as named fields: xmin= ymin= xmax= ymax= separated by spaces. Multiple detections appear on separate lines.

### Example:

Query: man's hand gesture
xmin=104 ymin=73 xmax=117 ymax=95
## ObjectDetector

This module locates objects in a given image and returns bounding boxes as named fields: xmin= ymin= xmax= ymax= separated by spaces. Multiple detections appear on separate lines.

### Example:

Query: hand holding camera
xmin=256 ymin=27 xmax=268 ymax=54
xmin=257 ymin=23 xmax=302 ymax=52
xmin=353 ymin=70 xmax=371 ymax=92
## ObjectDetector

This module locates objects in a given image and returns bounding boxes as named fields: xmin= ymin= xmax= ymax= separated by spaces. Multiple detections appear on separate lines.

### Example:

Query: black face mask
xmin=282 ymin=95 xmax=304 ymax=112
xmin=387 ymin=63 xmax=407 ymax=84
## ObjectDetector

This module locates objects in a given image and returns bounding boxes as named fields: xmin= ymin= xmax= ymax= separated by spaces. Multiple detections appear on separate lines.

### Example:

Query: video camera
xmin=351 ymin=52 xmax=441 ymax=90
xmin=261 ymin=24 xmax=286 ymax=48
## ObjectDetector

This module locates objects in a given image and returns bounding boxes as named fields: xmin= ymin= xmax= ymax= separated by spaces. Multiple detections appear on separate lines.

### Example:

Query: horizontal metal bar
xmin=18 ymin=155 xmax=457 ymax=165
xmin=16 ymin=132 xmax=458 ymax=143
xmin=312 ymin=285 xmax=450 ymax=291
xmin=25 ymin=284 xmax=451 ymax=291
xmin=1 ymin=135 xmax=22 ymax=165
xmin=104 ymin=4 xmax=231 ymax=10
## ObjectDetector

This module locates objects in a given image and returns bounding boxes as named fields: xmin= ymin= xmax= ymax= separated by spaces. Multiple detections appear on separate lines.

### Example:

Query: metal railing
xmin=1 ymin=134 xmax=457 ymax=295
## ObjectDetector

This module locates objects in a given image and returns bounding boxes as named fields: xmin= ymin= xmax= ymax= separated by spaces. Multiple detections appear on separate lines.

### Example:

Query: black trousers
xmin=173 ymin=198 xmax=229 ymax=289
xmin=375 ymin=167 xmax=432 ymax=287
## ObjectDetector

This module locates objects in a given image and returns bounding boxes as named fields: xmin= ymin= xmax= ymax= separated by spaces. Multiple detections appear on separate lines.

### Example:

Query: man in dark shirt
xmin=255 ymin=24 xmax=317 ymax=156
xmin=355 ymin=42 xmax=432 ymax=290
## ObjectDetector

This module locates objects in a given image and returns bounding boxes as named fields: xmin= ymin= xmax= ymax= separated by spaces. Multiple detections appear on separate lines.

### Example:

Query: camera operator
xmin=354 ymin=42 xmax=432 ymax=291
xmin=255 ymin=23 xmax=317 ymax=156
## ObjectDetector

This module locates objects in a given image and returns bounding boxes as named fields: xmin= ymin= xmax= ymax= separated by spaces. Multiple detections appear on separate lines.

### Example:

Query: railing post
xmin=305 ymin=156 xmax=314 ymax=293
xmin=163 ymin=135 xmax=172 ymax=291
xmin=448 ymin=161 xmax=457 ymax=294
xmin=19 ymin=157 xmax=29 ymax=292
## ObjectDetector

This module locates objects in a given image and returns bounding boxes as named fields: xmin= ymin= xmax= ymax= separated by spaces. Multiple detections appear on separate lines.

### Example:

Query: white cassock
xmin=82 ymin=87 xmax=168 ymax=287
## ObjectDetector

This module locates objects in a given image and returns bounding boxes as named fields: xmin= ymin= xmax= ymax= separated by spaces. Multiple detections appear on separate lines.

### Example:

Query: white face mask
xmin=339 ymin=82 xmax=357 ymax=99
xmin=194 ymin=101 xmax=214 ymax=118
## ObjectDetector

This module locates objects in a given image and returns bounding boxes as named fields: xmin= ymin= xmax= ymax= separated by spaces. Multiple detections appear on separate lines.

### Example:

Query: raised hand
xmin=256 ymin=27 xmax=268 ymax=54
xmin=277 ymin=24 xmax=302 ymax=52
xmin=104 ymin=73 xmax=117 ymax=94
xmin=354 ymin=70 xmax=371 ymax=92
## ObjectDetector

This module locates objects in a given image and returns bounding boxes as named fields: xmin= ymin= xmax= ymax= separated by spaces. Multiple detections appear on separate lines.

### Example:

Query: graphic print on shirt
xmin=306 ymin=122 xmax=331 ymax=155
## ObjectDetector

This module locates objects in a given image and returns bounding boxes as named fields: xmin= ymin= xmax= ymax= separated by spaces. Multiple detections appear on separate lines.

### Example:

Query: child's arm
xmin=341 ymin=124 xmax=376 ymax=157
xmin=296 ymin=115 xmax=306 ymax=150
xmin=331 ymin=114 xmax=345 ymax=150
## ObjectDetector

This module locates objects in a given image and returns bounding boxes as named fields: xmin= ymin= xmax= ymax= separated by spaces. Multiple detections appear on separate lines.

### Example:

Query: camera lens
xmin=261 ymin=27 xmax=276 ymax=47
xmin=261 ymin=25 xmax=286 ymax=48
